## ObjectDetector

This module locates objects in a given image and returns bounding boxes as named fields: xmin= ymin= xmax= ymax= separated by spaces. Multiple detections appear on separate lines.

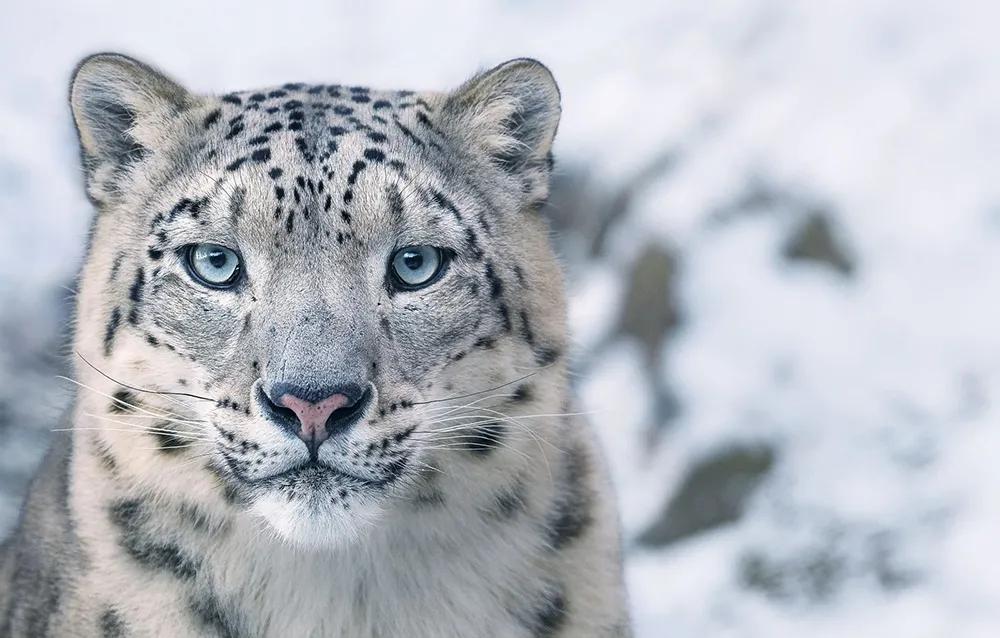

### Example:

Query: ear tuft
xmin=442 ymin=59 xmax=561 ymax=207
xmin=70 ymin=53 xmax=193 ymax=198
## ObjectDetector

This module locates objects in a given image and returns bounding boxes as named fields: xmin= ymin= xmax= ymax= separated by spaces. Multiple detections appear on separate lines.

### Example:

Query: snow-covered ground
xmin=3 ymin=1 xmax=1000 ymax=635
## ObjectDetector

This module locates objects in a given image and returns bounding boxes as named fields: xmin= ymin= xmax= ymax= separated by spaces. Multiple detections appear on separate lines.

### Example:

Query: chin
xmin=251 ymin=486 xmax=384 ymax=550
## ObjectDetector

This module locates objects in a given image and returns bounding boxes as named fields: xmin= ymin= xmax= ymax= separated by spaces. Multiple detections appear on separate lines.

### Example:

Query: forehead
xmin=169 ymin=83 xmax=465 ymax=244
xmin=203 ymin=83 xmax=439 ymax=176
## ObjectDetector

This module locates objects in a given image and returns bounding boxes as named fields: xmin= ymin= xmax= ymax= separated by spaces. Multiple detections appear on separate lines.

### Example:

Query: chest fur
xmin=179 ymin=509 xmax=553 ymax=637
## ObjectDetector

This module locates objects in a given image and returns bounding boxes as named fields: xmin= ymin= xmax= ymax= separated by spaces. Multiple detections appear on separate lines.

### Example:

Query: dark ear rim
xmin=69 ymin=52 xmax=191 ymax=160
xmin=450 ymin=57 xmax=562 ymax=109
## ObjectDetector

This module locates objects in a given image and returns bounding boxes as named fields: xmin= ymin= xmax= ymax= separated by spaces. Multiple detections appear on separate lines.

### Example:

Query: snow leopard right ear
xmin=440 ymin=58 xmax=561 ymax=211
xmin=70 ymin=53 xmax=194 ymax=202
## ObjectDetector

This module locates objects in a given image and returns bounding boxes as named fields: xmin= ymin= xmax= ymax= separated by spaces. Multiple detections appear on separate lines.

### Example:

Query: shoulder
xmin=0 ymin=430 xmax=86 ymax=636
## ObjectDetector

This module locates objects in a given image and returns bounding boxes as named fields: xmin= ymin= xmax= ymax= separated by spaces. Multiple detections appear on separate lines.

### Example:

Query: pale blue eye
xmin=390 ymin=246 xmax=445 ymax=289
xmin=186 ymin=243 xmax=242 ymax=287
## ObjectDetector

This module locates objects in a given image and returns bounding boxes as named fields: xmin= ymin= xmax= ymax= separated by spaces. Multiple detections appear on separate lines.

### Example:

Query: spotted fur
xmin=0 ymin=53 xmax=630 ymax=636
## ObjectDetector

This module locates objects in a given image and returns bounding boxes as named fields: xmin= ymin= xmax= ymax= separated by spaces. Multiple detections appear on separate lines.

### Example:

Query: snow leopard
xmin=0 ymin=53 xmax=630 ymax=637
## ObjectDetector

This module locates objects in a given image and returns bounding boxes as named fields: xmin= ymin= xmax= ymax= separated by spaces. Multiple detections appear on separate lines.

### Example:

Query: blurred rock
xmin=738 ymin=528 xmax=918 ymax=603
xmin=782 ymin=211 xmax=855 ymax=277
xmin=708 ymin=178 xmax=856 ymax=278
xmin=543 ymin=151 xmax=679 ymax=267
xmin=636 ymin=444 xmax=776 ymax=547
xmin=545 ymin=161 xmax=687 ymax=437
xmin=619 ymin=243 xmax=680 ymax=353
xmin=544 ymin=168 xmax=602 ymax=231
xmin=589 ymin=150 xmax=680 ymax=257
xmin=739 ymin=545 xmax=846 ymax=603
xmin=707 ymin=177 xmax=790 ymax=226
xmin=619 ymin=243 xmax=683 ymax=433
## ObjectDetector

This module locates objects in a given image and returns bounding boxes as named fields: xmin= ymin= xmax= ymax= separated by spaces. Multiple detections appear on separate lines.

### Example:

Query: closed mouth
xmin=246 ymin=457 xmax=407 ymax=492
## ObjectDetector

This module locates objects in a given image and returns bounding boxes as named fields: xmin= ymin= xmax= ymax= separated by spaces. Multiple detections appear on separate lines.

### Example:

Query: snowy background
xmin=3 ymin=1 xmax=1000 ymax=635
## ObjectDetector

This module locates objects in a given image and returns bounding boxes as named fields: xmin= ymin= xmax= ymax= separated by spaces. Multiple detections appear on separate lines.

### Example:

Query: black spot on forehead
xmin=392 ymin=117 xmax=424 ymax=147
xmin=203 ymin=108 xmax=221 ymax=129
xmin=229 ymin=186 xmax=247 ymax=220
xmin=386 ymin=184 xmax=405 ymax=223
xmin=347 ymin=160 xmax=367 ymax=186
xmin=224 ymin=116 xmax=245 ymax=140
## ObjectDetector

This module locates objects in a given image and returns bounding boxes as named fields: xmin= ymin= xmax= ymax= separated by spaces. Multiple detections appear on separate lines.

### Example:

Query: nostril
xmin=326 ymin=386 xmax=371 ymax=430
xmin=269 ymin=396 xmax=300 ymax=424
xmin=257 ymin=385 xmax=300 ymax=429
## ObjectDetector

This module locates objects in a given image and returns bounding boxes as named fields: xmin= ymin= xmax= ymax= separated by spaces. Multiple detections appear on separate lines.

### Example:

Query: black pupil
xmin=208 ymin=249 xmax=228 ymax=270
xmin=402 ymin=250 xmax=424 ymax=271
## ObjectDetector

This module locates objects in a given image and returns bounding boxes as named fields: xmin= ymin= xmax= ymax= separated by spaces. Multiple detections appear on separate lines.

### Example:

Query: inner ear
xmin=70 ymin=53 xmax=193 ymax=170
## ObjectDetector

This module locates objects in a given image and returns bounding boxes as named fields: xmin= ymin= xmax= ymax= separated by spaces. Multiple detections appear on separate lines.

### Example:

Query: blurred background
xmin=2 ymin=1 xmax=999 ymax=635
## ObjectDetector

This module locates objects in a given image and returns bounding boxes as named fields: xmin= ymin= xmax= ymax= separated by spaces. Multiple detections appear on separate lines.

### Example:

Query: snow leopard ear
xmin=441 ymin=58 xmax=561 ymax=209
xmin=70 ymin=53 xmax=194 ymax=201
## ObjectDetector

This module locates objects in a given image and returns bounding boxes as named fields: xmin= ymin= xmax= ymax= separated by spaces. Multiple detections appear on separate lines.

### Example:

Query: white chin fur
xmin=252 ymin=492 xmax=378 ymax=550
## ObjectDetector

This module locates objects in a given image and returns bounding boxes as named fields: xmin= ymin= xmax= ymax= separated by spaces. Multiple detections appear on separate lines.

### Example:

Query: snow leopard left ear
xmin=441 ymin=58 xmax=561 ymax=209
xmin=70 ymin=53 xmax=195 ymax=203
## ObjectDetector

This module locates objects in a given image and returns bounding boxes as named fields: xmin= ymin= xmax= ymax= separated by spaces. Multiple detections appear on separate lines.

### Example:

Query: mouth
xmin=240 ymin=457 xmax=407 ymax=493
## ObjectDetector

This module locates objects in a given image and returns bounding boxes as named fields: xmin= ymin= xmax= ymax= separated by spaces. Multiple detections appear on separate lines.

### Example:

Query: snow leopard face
xmin=69 ymin=54 xmax=567 ymax=546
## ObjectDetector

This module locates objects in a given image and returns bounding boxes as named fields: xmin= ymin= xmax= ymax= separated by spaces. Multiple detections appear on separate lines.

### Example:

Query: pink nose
xmin=278 ymin=393 xmax=351 ymax=448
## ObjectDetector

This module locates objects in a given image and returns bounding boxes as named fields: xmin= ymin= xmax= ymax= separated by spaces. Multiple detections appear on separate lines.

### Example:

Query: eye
xmin=389 ymin=245 xmax=447 ymax=290
xmin=185 ymin=243 xmax=242 ymax=288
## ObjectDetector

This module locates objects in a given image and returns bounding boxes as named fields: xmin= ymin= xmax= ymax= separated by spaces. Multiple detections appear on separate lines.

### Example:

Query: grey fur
xmin=0 ymin=54 xmax=630 ymax=636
